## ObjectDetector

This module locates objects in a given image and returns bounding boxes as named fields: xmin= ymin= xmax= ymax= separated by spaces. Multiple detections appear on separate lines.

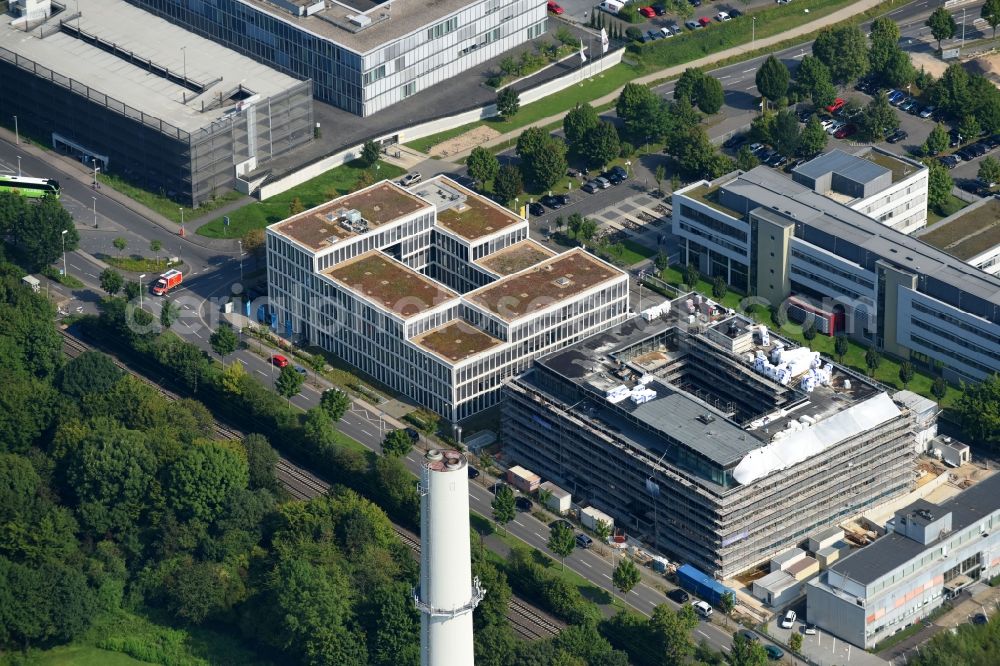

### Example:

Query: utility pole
xmin=138 ymin=273 xmax=146 ymax=310
xmin=12 ymin=116 xmax=18 ymax=145
xmin=92 ymin=196 xmax=98 ymax=228
xmin=61 ymin=229 xmax=68 ymax=278
xmin=16 ymin=155 xmax=21 ymax=177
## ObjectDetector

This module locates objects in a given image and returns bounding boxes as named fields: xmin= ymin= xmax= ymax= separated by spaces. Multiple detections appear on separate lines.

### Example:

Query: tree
xmin=695 ymin=76 xmax=724 ymax=115
xmin=736 ymin=145 xmax=760 ymax=171
xmin=655 ymin=164 xmax=666 ymax=193
xmin=813 ymin=26 xmax=868 ymax=84
xmin=712 ymin=276 xmax=727 ymax=299
xmin=795 ymin=56 xmax=836 ymax=108
xmin=674 ymin=67 xmax=705 ymax=104
xmin=0 ymin=559 xmax=98 ymax=649
xmin=983 ymin=0 xmax=1000 ymax=39
xmin=618 ymin=81 xmax=658 ymax=122
xmin=289 ymin=197 xmax=305 ymax=215
xmin=756 ymin=55 xmax=790 ymax=107
xmin=594 ymin=519 xmax=612 ymax=544
xmin=899 ymin=360 xmax=915 ymax=388
xmin=684 ymin=264 xmax=700 ymax=288
xmin=861 ymin=91 xmax=900 ymax=141
xmin=519 ymin=135 xmax=568 ymax=190
xmin=924 ymin=123 xmax=950 ymax=156
xmin=960 ymin=114 xmax=982 ymax=143
xmin=242 ymin=228 xmax=266 ymax=260
xmin=160 ymin=299 xmax=180 ymax=329
xmin=927 ymin=7 xmax=957 ymax=51
xmin=275 ymin=365 xmax=305 ymax=405
xmin=583 ymin=122 xmax=621 ymax=170
xmin=548 ymin=523 xmax=576 ymax=569
xmin=381 ymin=429 xmax=413 ymax=458
xmin=612 ymin=557 xmax=641 ymax=600
xmin=12 ymin=196 xmax=79 ymax=272
xmin=772 ymin=109 xmax=801 ymax=157
xmin=617 ymin=82 xmax=665 ymax=142
xmin=243 ymin=433 xmax=279 ymax=491
xmin=467 ymin=146 xmax=500 ymax=188
xmin=927 ymin=161 xmax=954 ymax=212
xmin=673 ymin=126 xmax=732 ymax=179
xmin=719 ymin=591 xmax=735 ymax=627
xmin=493 ymin=164 xmax=523 ymax=205
xmin=979 ymin=156 xmax=1000 ymax=186
xmin=58 ymin=350 xmax=123 ymax=399
xmin=112 ymin=236 xmax=127 ymax=258
xmin=149 ymin=239 xmax=162 ymax=267
xmin=99 ymin=268 xmax=123 ymax=296
xmin=320 ymin=388 xmax=350 ymax=422
xmin=865 ymin=346 xmax=881 ymax=376
xmin=649 ymin=604 xmax=697 ymax=664
xmin=954 ymin=374 xmax=1000 ymax=447
xmin=563 ymin=102 xmax=600 ymax=151
xmin=496 ymin=87 xmax=520 ymax=118
xmin=882 ymin=48 xmax=916 ymax=88
xmin=803 ymin=321 xmax=817 ymax=340
xmin=123 ymin=280 xmax=140 ymax=301
xmin=868 ymin=17 xmax=901 ymax=80
xmin=209 ymin=324 xmax=239 ymax=367
xmin=835 ymin=334 xmax=849 ymax=362
xmin=789 ymin=632 xmax=803 ymax=653
xmin=167 ymin=442 xmax=249 ymax=522
xmin=772 ymin=305 xmax=788 ymax=328
xmin=932 ymin=376 xmax=948 ymax=400
xmin=932 ymin=63 xmax=971 ymax=118
xmin=360 ymin=140 xmax=381 ymax=168
xmin=491 ymin=484 xmax=516 ymax=533
xmin=798 ymin=115 xmax=829 ymax=157
xmin=730 ymin=633 xmax=769 ymax=666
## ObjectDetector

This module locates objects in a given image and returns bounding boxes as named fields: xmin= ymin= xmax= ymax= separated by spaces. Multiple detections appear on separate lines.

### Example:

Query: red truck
xmin=152 ymin=269 xmax=182 ymax=296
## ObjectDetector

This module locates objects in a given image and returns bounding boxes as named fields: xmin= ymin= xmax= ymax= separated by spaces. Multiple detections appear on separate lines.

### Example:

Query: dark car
xmin=468 ymin=466 xmax=480 ymax=479
xmin=551 ymin=519 xmax=573 ymax=531
xmin=972 ymin=142 xmax=990 ymax=157
xmin=602 ymin=170 xmax=623 ymax=185
xmin=723 ymin=133 xmax=748 ymax=149
xmin=987 ymin=134 xmax=1000 ymax=149
xmin=886 ymin=129 xmax=908 ymax=144
xmin=766 ymin=152 xmax=787 ymax=167
xmin=610 ymin=165 xmax=629 ymax=180
xmin=527 ymin=202 xmax=545 ymax=217
xmin=540 ymin=194 xmax=565 ymax=209
xmin=582 ymin=180 xmax=600 ymax=193
xmin=667 ymin=588 xmax=690 ymax=603
xmin=575 ymin=533 xmax=594 ymax=548
xmin=738 ymin=629 xmax=760 ymax=643
xmin=972 ymin=613 xmax=989 ymax=625
xmin=728 ymin=7 xmax=741 ymax=16
xmin=765 ymin=645 xmax=784 ymax=660
xmin=652 ymin=3 xmax=666 ymax=14
xmin=957 ymin=179 xmax=984 ymax=195
xmin=938 ymin=155 xmax=960 ymax=169
xmin=688 ymin=0 xmax=701 ymax=6
xmin=834 ymin=124 xmax=858 ymax=140
xmin=515 ymin=496 xmax=533 ymax=511
xmin=405 ymin=427 xmax=420 ymax=442
xmin=797 ymin=110 xmax=813 ymax=123
xmin=956 ymin=147 xmax=977 ymax=161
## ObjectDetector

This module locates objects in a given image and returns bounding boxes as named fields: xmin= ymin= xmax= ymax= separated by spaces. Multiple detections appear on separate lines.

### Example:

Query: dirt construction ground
xmin=429 ymin=126 xmax=501 ymax=158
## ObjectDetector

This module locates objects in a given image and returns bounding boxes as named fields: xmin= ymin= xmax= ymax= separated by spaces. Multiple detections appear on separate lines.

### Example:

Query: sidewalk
xmin=446 ymin=0 xmax=886 ymax=160
xmin=0 ymin=127 xmax=239 ymax=253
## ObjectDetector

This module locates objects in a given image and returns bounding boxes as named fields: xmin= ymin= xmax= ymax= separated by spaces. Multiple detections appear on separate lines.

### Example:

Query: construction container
xmin=676 ymin=564 xmax=734 ymax=607
xmin=808 ymin=526 xmax=844 ymax=553
xmin=770 ymin=547 xmax=807 ymax=572
xmin=538 ymin=481 xmax=570 ymax=514
xmin=506 ymin=465 xmax=540 ymax=493
xmin=580 ymin=506 xmax=614 ymax=531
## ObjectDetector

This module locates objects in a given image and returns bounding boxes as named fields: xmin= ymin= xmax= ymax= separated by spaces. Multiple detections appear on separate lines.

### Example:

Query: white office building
xmin=265 ymin=176 xmax=629 ymax=420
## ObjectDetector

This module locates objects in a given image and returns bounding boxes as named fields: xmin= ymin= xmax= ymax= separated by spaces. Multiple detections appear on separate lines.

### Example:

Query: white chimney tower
xmin=415 ymin=449 xmax=483 ymax=666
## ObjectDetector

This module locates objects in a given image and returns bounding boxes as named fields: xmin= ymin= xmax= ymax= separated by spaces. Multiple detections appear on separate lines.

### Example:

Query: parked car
xmin=802 ymin=623 xmax=817 ymax=635
xmin=692 ymin=600 xmax=713 ymax=618
xmin=888 ymin=91 xmax=906 ymax=105
xmin=825 ymin=98 xmax=846 ymax=114
xmin=776 ymin=0 xmax=791 ymax=4
xmin=938 ymin=155 xmax=960 ymax=169
xmin=767 ymin=153 xmax=788 ymax=168
xmin=826 ymin=120 xmax=845 ymax=135
xmin=834 ymin=124 xmax=858 ymax=139
xmin=404 ymin=427 xmax=420 ymax=442
xmin=582 ymin=180 xmax=600 ymax=193
xmin=639 ymin=5 xmax=656 ymax=17
xmin=723 ymin=134 xmax=748 ymax=149
xmin=749 ymin=142 xmax=767 ymax=156
xmin=780 ymin=610 xmax=797 ymax=629
xmin=270 ymin=354 xmax=289 ymax=368
xmin=467 ymin=466 xmax=480 ymax=479
xmin=698 ymin=16 xmax=712 ymax=26
xmin=886 ymin=129 xmax=908 ymax=144
xmin=667 ymin=588 xmax=690 ymax=603
xmin=919 ymin=105 xmax=936 ymax=118
xmin=684 ymin=19 xmax=700 ymax=29
xmin=515 ymin=496 xmax=533 ymax=511
xmin=551 ymin=519 xmax=573 ymax=531
xmin=293 ymin=365 xmax=307 ymax=375
xmin=715 ymin=11 xmax=730 ymax=20
xmin=540 ymin=194 xmax=566 ymax=209
xmin=739 ymin=629 xmax=760 ymax=642
xmin=527 ymin=202 xmax=545 ymax=217
xmin=659 ymin=26 xmax=674 ymax=38
xmin=652 ymin=3 xmax=666 ymax=14
xmin=546 ymin=0 xmax=564 ymax=12
xmin=987 ymin=134 xmax=1000 ymax=149
xmin=400 ymin=172 xmax=422 ymax=186
xmin=610 ymin=165 xmax=629 ymax=180
xmin=602 ymin=170 xmax=623 ymax=185
xmin=956 ymin=147 xmax=976 ymax=161
xmin=972 ymin=142 xmax=991 ymax=157
xmin=728 ymin=8 xmax=742 ymax=17
xmin=797 ymin=109 xmax=813 ymax=123
xmin=820 ymin=118 xmax=836 ymax=130
xmin=765 ymin=645 xmax=785 ymax=660
xmin=576 ymin=533 xmax=594 ymax=548
xmin=688 ymin=0 xmax=701 ymax=6
xmin=595 ymin=176 xmax=612 ymax=189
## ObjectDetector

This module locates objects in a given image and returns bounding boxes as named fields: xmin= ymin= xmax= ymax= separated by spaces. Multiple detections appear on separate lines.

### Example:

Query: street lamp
xmin=181 ymin=46 xmax=187 ymax=83
xmin=92 ymin=158 xmax=100 ymax=189
xmin=138 ymin=273 xmax=146 ymax=310
xmin=16 ymin=155 xmax=21 ymax=177
xmin=237 ymin=239 xmax=244 ymax=282
xmin=60 ymin=229 xmax=68 ymax=277
xmin=92 ymin=196 xmax=98 ymax=228
xmin=12 ymin=115 xmax=18 ymax=145
xmin=179 ymin=207 xmax=185 ymax=236
xmin=514 ymin=196 xmax=519 ymax=214
xmin=625 ymin=160 xmax=631 ymax=178
xmin=752 ymin=16 xmax=756 ymax=48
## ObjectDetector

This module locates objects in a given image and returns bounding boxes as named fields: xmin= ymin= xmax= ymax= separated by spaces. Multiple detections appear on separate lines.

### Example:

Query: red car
xmin=547 ymin=0 xmax=564 ymax=13
xmin=825 ymin=98 xmax=846 ymax=114
xmin=639 ymin=6 xmax=656 ymax=17
xmin=698 ymin=16 xmax=712 ymax=26
xmin=834 ymin=124 xmax=858 ymax=139
xmin=270 ymin=354 xmax=289 ymax=368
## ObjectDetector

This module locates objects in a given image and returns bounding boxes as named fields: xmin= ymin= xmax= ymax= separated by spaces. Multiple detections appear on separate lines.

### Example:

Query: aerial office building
xmin=0 ymin=0 xmax=313 ymax=206
xmin=672 ymin=152 xmax=1000 ymax=383
xmin=124 ymin=0 xmax=548 ymax=116
xmin=808 ymin=473 xmax=1000 ymax=648
xmin=265 ymin=176 xmax=629 ymax=420
xmin=503 ymin=305 xmax=925 ymax=578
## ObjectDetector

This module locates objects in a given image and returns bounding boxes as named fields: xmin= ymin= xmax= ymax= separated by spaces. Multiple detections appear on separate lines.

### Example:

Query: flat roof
xmin=862 ymin=149 xmax=920 ymax=184
xmin=412 ymin=318 xmax=503 ymax=364
xmin=270 ymin=181 xmax=430 ymax=251
xmin=466 ymin=248 xmax=624 ymax=321
xmin=831 ymin=472 xmax=1000 ymax=586
xmin=476 ymin=239 xmax=556 ymax=276
xmin=919 ymin=199 xmax=1000 ymax=261
xmin=0 ymin=0 xmax=304 ymax=134
xmin=238 ymin=0 xmax=471 ymax=55
xmin=794 ymin=149 xmax=889 ymax=186
xmin=424 ymin=178 xmax=525 ymax=242
xmin=324 ymin=251 xmax=456 ymax=318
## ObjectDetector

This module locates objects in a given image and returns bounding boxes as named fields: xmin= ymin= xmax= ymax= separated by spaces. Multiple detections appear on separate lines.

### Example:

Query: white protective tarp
xmin=732 ymin=392 xmax=901 ymax=485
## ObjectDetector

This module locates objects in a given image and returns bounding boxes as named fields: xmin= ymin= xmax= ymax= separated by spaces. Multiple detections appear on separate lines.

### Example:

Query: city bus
xmin=0 ymin=175 xmax=61 ymax=199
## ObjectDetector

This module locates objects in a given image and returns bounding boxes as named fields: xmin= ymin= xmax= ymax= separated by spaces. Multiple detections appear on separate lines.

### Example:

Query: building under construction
xmin=503 ymin=297 xmax=928 ymax=578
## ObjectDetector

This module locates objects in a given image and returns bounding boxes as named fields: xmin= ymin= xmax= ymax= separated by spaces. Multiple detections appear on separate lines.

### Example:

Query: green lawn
xmin=97 ymin=173 xmax=244 ymax=224
xmin=927 ymin=194 xmax=968 ymax=226
xmin=197 ymin=160 xmax=405 ymax=238
xmin=597 ymin=238 xmax=658 ymax=266
xmin=105 ymin=256 xmax=180 ymax=273
xmin=15 ymin=646 xmax=153 ymax=666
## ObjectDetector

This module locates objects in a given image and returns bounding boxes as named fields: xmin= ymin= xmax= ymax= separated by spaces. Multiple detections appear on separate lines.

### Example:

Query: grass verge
xmin=97 ymin=173 xmax=243 ymax=224
xmin=41 ymin=266 xmax=85 ymax=289
xmin=927 ymin=194 xmax=968 ymax=225
xmin=196 ymin=160 xmax=405 ymax=238
xmin=104 ymin=256 xmax=180 ymax=273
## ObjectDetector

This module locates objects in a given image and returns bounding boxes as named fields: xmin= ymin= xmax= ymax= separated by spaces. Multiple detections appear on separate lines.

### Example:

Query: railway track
xmin=63 ymin=330 xmax=561 ymax=641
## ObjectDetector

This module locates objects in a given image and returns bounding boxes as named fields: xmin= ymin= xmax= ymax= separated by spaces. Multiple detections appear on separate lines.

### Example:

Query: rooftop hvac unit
xmin=345 ymin=209 xmax=362 ymax=224
xmin=350 ymin=13 xmax=372 ymax=27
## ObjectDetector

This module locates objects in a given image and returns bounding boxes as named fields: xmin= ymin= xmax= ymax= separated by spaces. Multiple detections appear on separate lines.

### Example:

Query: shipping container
xmin=676 ymin=564 xmax=734 ymax=607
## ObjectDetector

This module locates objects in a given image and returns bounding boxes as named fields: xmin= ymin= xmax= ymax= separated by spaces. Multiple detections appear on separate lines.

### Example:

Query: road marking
xmin=581 ymin=561 xmax=593 ymax=568
xmin=720 ymin=74 xmax=731 ymax=80
xmin=742 ymin=68 xmax=755 ymax=73
xmin=534 ymin=531 xmax=545 ymax=539
xmin=360 ymin=428 xmax=374 ymax=438
xmin=602 ymin=573 xmax=612 ymax=580
xmin=744 ymin=85 xmax=757 ymax=91
xmin=698 ymin=630 xmax=710 ymax=639
xmin=192 ymin=330 xmax=203 ymax=339
xmin=513 ymin=520 xmax=524 ymax=527
xmin=256 ymin=370 xmax=267 ymax=376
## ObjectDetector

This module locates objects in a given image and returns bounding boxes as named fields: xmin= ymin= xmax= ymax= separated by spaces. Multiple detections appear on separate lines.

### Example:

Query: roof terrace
xmin=324 ymin=251 xmax=457 ymax=318
xmin=476 ymin=239 xmax=556 ymax=276
xmin=466 ymin=248 xmax=623 ymax=321
xmin=683 ymin=182 xmax=742 ymax=218
xmin=919 ymin=199 xmax=1000 ymax=261
xmin=271 ymin=181 xmax=429 ymax=251
xmin=412 ymin=318 xmax=504 ymax=364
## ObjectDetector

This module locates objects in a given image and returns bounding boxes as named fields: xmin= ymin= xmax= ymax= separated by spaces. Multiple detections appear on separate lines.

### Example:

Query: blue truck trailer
xmin=676 ymin=564 xmax=734 ymax=607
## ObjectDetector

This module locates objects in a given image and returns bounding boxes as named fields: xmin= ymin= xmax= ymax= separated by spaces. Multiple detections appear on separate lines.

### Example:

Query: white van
xmin=599 ymin=0 xmax=625 ymax=14
xmin=692 ymin=601 xmax=713 ymax=618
